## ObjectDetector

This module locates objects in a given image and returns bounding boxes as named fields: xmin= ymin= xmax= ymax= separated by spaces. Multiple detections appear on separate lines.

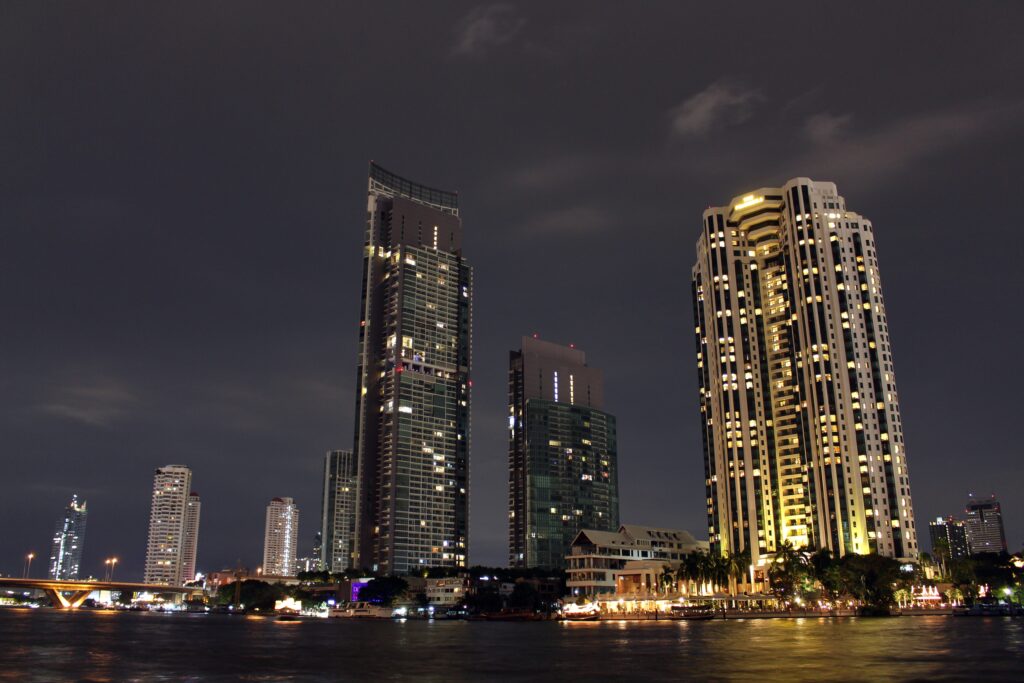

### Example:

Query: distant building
xmin=928 ymin=516 xmax=970 ymax=561
xmin=693 ymin=179 xmax=918 ymax=561
xmin=352 ymin=163 xmax=471 ymax=574
xmin=263 ymin=497 xmax=300 ymax=577
xmin=143 ymin=465 xmax=195 ymax=585
xmin=48 ymin=494 xmax=87 ymax=580
xmin=508 ymin=336 xmax=619 ymax=569
xmin=311 ymin=532 xmax=324 ymax=571
xmin=426 ymin=576 xmax=469 ymax=606
xmin=180 ymin=492 xmax=201 ymax=584
xmin=565 ymin=524 xmax=706 ymax=596
xmin=965 ymin=495 xmax=1007 ymax=554
xmin=320 ymin=450 xmax=356 ymax=573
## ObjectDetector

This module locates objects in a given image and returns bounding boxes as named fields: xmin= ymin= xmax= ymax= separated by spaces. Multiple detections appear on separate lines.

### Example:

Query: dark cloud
xmin=1 ymin=2 xmax=1023 ymax=579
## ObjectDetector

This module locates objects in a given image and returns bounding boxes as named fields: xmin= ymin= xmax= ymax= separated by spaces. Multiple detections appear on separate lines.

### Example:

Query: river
xmin=1 ymin=610 xmax=1022 ymax=681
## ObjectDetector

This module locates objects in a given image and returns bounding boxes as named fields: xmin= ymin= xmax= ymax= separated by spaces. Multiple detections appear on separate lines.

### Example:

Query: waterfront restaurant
xmin=565 ymin=525 xmax=783 ymax=616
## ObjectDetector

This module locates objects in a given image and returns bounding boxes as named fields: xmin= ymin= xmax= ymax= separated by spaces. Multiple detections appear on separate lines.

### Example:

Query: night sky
xmin=3 ymin=2 xmax=1023 ymax=580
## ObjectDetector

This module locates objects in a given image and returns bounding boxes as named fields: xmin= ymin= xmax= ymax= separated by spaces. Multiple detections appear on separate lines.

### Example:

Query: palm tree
xmin=678 ymin=553 xmax=699 ymax=595
xmin=659 ymin=565 xmax=676 ymax=595
xmin=725 ymin=548 xmax=752 ymax=596
xmin=768 ymin=540 xmax=808 ymax=605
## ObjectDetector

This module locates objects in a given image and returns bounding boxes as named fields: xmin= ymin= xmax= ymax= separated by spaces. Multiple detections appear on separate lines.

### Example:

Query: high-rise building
xmin=143 ymin=465 xmax=195 ymax=585
xmin=508 ymin=336 xmax=619 ymax=568
xmin=311 ymin=531 xmax=324 ymax=571
xmin=320 ymin=449 xmax=357 ymax=573
xmin=928 ymin=516 xmax=970 ymax=562
xmin=964 ymin=495 xmax=1007 ymax=554
xmin=692 ymin=178 xmax=918 ymax=562
xmin=262 ymin=497 xmax=300 ymax=577
xmin=180 ymin=492 xmax=201 ymax=584
xmin=352 ymin=162 xmax=471 ymax=574
xmin=48 ymin=494 xmax=87 ymax=580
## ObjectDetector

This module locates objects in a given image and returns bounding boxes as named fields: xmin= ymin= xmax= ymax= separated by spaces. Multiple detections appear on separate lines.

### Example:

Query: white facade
xmin=566 ymin=525 xmax=706 ymax=596
xmin=426 ymin=576 xmax=468 ymax=606
xmin=693 ymin=179 xmax=918 ymax=562
xmin=143 ymin=465 xmax=196 ymax=585
xmin=263 ymin=497 xmax=300 ymax=577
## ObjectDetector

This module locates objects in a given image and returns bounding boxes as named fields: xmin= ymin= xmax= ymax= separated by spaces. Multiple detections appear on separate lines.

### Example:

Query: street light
xmin=23 ymin=553 xmax=35 ymax=578
xmin=109 ymin=558 xmax=118 ymax=581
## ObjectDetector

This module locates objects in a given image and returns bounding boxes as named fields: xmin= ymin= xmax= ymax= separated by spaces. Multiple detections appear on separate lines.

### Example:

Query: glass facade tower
xmin=352 ymin=163 xmax=471 ymax=574
xmin=320 ymin=449 xmax=357 ymax=573
xmin=508 ymin=337 xmax=619 ymax=569
xmin=964 ymin=495 xmax=1007 ymax=554
xmin=692 ymin=179 xmax=918 ymax=562
xmin=48 ymin=494 xmax=87 ymax=580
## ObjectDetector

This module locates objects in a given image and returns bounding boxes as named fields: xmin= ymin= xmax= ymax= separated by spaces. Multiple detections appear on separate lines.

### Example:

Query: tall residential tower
xmin=508 ymin=336 xmax=619 ymax=569
xmin=320 ymin=449 xmax=357 ymax=573
xmin=180 ymin=492 xmax=201 ymax=584
xmin=143 ymin=465 xmax=198 ymax=585
xmin=262 ymin=497 xmax=300 ymax=577
xmin=692 ymin=179 xmax=918 ymax=562
xmin=48 ymin=494 xmax=87 ymax=580
xmin=352 ymin=163 xmax=472 ymax=574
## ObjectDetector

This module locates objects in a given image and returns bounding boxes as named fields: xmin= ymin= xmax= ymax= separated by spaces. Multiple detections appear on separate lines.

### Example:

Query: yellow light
xmin=734 ymin=194 xmax=765 ymax=211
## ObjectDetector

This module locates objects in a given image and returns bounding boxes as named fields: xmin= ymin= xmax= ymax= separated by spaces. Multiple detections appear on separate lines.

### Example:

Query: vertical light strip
xmin=553 ymin=371 xmax=559 ymax=403
xmin=569 ymin=374 xmax=575 ymax=405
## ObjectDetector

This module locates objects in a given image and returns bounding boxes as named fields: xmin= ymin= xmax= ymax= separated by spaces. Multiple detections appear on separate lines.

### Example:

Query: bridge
xmin=0 ymin=577 xmax=204 ymax=609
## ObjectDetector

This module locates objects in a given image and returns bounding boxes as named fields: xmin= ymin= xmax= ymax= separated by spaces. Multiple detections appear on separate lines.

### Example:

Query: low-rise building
xmin=565 ymin=524 xmax=707 ymax=596
xmin=426 ymin=576 xmax=468 ymax=606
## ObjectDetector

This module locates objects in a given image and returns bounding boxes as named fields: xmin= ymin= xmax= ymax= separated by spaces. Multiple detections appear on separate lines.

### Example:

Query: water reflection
xmin=1 ymin=610 xmax=1022 ymax=682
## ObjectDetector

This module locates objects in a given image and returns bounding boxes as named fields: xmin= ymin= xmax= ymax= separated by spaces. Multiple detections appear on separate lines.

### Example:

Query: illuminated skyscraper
xmin=48 ymin=494 xmax=87 ymax=580
xmin=928 ymin=516 xmax=970 ymax=561
xmin=508 ymin=336 xmax=618 ymax=568
xmin=692 ymin=179 xmax=918 ymax=562
xmin=143 ymin=465 xmax=195 ymax=585
xmin=320 ymin=449 xmax=356 ymax=573
xmin=180 ymin=492 xmax=201 ymax=584
xmin=352 ymin=163 xmax=471 ymax=574
xmin=262 ymin=497 xmax=300 ymax=577
xmin=965 ymin=495 xmax=1007 ymax=554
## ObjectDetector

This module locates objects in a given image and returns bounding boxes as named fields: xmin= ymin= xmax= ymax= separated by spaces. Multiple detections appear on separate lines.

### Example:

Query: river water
xmin=1 ymin=610 xmax=1022 ymax=682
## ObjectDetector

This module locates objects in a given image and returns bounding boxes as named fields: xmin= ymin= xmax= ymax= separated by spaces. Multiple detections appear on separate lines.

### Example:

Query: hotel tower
xmin=508 ymin=336 xmax=619 ymax=569
xmin=352 ymin=163 xmax=471 ymax=574
xmin=691 ymin=178 xmax=918 ymax=562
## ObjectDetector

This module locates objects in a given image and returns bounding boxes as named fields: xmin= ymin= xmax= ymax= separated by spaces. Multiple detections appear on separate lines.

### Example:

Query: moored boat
xmin=668 ymin=604 xmax=716 ymax=620
xmin=328 ymin=602 xmax=395 ymax=619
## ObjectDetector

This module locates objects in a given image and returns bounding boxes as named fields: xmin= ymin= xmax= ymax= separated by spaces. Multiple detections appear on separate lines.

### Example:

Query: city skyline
xmin=3 ymin=3 xmax=1023 ymax=579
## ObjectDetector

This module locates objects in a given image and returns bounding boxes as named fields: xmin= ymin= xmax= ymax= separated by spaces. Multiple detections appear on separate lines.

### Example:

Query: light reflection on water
xmin=1 ymin=610 xmax=1022 ymax=682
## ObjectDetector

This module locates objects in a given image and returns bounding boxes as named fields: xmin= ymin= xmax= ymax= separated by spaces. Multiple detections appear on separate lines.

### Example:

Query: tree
xmin=508 ymin=582 xmax=540 ymax=611
xmin=215 ymin=580 xmax=285 ymax=611
xmin=932 ymin=537 xmax=951 ymax=578
xmin=727 ymin=548 xmax=752 ymax=595
xmin=659 ymin=565 xmax=676 ymax=595
xmin=357 ymin=576 xmax=409 ymax=606
xmin=837 ymin=554 xmax=902 ymax=610
xmin=768 ymin=541 xmax=808 ymax=605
